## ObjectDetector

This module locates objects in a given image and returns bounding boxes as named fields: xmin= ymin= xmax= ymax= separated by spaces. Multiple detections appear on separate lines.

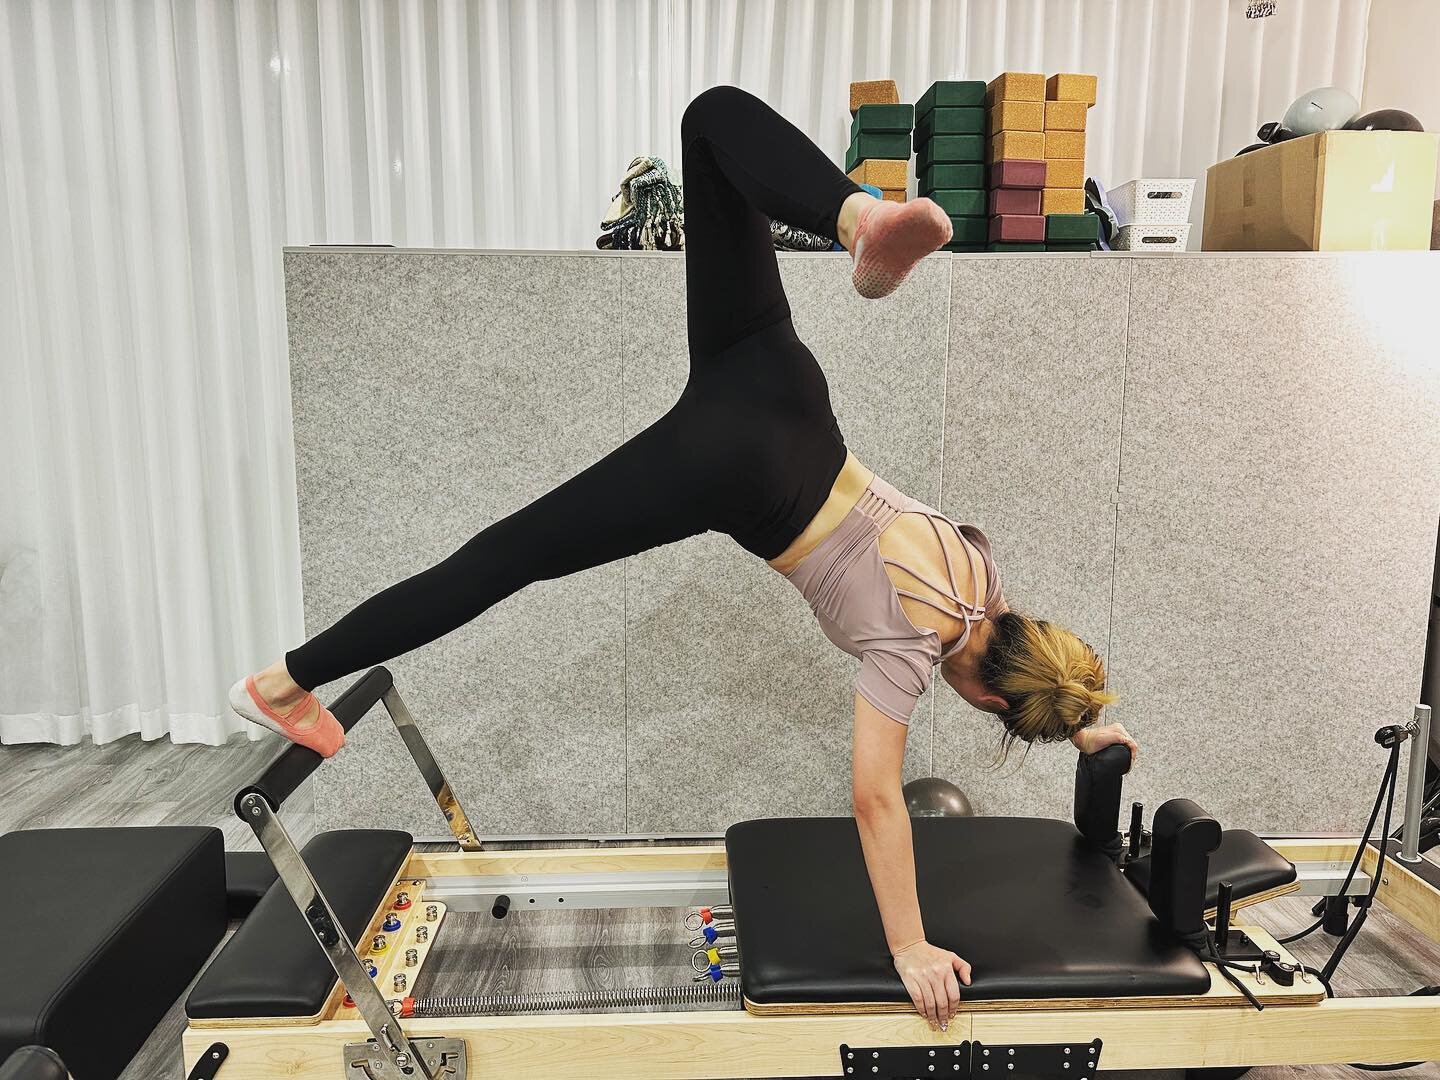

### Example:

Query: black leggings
xmin=287 ymin=86 xmax=863 ymax=690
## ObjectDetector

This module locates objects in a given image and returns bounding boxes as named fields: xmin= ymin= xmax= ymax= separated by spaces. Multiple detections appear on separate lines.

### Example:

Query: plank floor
xmin=1 ymin=734 xmax=1436 ymax=1079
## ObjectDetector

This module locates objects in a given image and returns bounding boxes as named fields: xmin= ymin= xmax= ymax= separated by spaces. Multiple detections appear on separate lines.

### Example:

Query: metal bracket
xmin=239 ymin=791 xmax=424 ymax=1075
xmin=839 ymin=1040 xmax=1101 ymax=1079
xmin=185 ymin=1042 xmax=229 ymax=1080
xmin=841 ymin=1041 xmax=971 ymax=1077
xmin=973 ymin=1040 xmax=1102 ymax=1079
xmin=381 ymin=686 xmax=482 ymax=850
xmin=344 ymin=1038 xmax=468 ymax=1079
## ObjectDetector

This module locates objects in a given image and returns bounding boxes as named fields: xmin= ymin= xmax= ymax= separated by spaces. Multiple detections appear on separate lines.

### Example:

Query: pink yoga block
xmin=987 ymin=159 xmax=1047 ymax=190
xmin=988 ymin=214 xmax=1046 ymax=242
xmin=988 ymin=188 xmax=1042 ymax=216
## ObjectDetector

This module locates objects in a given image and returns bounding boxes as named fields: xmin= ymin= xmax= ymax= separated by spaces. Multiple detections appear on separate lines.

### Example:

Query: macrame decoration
xmin=597 ymin=156 xmax=685 ymax=250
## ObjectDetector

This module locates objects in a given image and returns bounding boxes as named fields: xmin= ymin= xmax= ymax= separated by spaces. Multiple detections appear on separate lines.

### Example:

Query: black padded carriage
xmin=726 ymin=814 xmax=1212 ymax=1007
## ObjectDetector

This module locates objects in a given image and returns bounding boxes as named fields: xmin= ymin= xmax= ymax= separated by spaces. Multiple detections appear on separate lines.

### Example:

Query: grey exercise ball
xmin=1345 ymin=107 xmax=1424 ymax=132
xmin=1282 ymin=86 xmax=1359 ymax=135
xmin=903 ymin=777 xmax=974 ymax=818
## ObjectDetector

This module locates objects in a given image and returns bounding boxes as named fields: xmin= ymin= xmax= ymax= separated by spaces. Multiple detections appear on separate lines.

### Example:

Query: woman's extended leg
xmin=236 ymin=418 xmax=709 ymax=751
xmin=678 ymin=86 xmax=951 ymax=340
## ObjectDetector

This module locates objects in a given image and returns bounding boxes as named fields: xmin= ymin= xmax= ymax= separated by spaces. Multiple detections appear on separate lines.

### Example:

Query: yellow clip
xmin=705 ymin=947 xmax=722 ymax=966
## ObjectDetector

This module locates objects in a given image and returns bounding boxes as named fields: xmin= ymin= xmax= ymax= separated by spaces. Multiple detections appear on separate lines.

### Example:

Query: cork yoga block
xmin=1041 ymin=187 xmax=1086 ymax=215
xmin=849 ymin=159 xmax=909 ymax=190
xmin=989 ymin=187 xmax=1042 ymax=216
xmin=988 ymin=158 xmax=1047 ymax=190
xmin=1045 ymin=158 xmax=1085 ymax=188
xmin=991 ymin=130 xmax=1044 ymax=161
xmin=985 ymin=71 xmax=1045 ymax=104
xmin=1043 ymin=100 xmax=1088 ymax=132
xmin=881 ymin=189 xmax=907 ymax=203
xmin=917 ymin=80 xmax=986 ymax=117
xmin=988 ymin=100 xmax=1043 ymax=133
xmin=989 ymin=214 xmax=1046 ymax=243
xmin=850 ymin=79 xmax=900 ymax=114
xmin=1044 ymin=130 xmax=1086 ymax=160
xmin=1046 ymin=73 xmax=1098 ymax=106
xmin=919 ymin=163 xmax=986 ymax=194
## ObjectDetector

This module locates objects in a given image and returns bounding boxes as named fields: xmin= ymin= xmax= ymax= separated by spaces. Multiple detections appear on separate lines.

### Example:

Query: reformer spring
xmin=407 ymin=980 xmax=740 ymax=1017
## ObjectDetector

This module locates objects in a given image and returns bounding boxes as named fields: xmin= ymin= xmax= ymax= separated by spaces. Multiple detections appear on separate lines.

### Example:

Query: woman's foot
xmin=847 ymin=196 xmax=952 ymax=300
xmin=229 ymin=662 xmax=345 ymax=757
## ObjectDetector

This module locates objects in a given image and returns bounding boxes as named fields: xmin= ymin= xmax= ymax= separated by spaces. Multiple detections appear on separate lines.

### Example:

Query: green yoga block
xmin=913 ymin=107 xmax=985 ymax=150
xmin=943 ymin=241 xmax=987 ymax=252
xmin=949 ymin=216 xmax=988 ymax=244
xmin=917 ymin=80 xmax=986 ymax=117
xmin=1046 ymin=241 xmax=1099 ymax=252
xmin=919 ymin=163 xmax=986 ymax=194
xmin=986 ymin=242 xmax=1045 ymax=252
xmin=1045 ymin=212 xmax=1099 ymax=242
xmin=849 ymin=104 xmax=915 ymax=141
xmin=916 ymin=135 xmax=985 ymax=171
xmin=927 ymin=189 xmax=987 ymax=217
xmin=846 ymin=131 xmax=912 ymax=173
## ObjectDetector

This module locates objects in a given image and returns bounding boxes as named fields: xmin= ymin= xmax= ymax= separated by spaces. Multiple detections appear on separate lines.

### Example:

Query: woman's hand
xmin=892 ymin=939 xmax=972 ymax=1030
xmin=1071 ymin=721 xmax=1138 ymax=765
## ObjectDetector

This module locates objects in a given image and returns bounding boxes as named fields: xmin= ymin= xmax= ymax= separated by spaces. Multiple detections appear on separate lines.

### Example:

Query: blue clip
xmin=382 ymin=913 xmax=403 ymax=932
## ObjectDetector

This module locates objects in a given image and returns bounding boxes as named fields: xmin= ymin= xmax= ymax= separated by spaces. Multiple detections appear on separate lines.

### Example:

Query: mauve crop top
xmin=781 ymin=474 xmax=1006 ymax=724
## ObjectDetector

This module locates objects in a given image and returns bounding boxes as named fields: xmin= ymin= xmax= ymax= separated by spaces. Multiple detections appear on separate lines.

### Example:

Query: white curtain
xmin=0 ymin=0 xmax=1372 ymax=745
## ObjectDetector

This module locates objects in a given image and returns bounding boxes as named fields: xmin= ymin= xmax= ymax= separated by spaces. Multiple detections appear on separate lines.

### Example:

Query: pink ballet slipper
xmin=229 ymin=675 xmax=346 ymax=757
xmin=850 ymin=197 xmax=952 ymax=300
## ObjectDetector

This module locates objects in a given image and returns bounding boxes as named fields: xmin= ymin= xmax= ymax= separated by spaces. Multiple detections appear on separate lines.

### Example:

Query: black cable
xmin=1322 ymin=747 xmax=1400 ymax=984
xmin=1277 ymin=915 xmax=1325 ymax=945
xmin=1204 ymin=950 xmax=1264 ymax=1011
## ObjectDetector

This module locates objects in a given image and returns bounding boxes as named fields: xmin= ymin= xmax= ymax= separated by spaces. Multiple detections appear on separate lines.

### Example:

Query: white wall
xmin=1363 ymin=0 xmax=1440 ymax=195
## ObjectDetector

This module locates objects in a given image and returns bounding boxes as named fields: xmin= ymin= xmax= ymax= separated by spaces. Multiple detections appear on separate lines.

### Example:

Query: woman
xmin=232 ymin=86 xmax=1135 ymax=1030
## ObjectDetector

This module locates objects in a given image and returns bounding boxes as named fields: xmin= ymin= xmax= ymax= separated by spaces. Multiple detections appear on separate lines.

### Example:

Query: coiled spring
xmin=409 ymin=981 xmax=740 ymax=1017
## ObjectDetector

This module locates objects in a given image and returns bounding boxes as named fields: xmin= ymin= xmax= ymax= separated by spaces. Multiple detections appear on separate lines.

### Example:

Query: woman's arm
xmin=1070 ymin=720 xmax=1139 ymax=765
xmin=852 ymin=694 xmax=971 ymax=1030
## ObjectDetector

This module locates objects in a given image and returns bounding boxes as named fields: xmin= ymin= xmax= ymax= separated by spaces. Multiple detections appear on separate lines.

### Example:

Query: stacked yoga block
xmin=912 ymin=80 xmax=988 ymax=252
xmin=984 ymin=72 xmax=1047 ymax=251
xmin=846 ymin=81 xmax=911 ymax=203
xmin=1042 ymin=73 xmax=1100 ymax=252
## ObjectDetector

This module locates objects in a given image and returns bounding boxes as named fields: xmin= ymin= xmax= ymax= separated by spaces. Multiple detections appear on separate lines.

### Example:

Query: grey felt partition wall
xmin=286 ymin=249 xmax=1440 ymax=837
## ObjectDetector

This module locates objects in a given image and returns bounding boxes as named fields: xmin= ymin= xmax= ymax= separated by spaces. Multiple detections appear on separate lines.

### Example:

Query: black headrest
xmin=1146 ymin=798 xmax=1222 ymax=944
xmin=1073 ymin=744 xmax=1130 ymax=860
xmin=0 ymin=1047 xmax=68 ymax=1080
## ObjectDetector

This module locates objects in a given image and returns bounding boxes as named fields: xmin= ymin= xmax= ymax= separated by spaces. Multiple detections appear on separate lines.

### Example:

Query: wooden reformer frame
xmin=182 ymin=669 xmax=1440 ymax=1079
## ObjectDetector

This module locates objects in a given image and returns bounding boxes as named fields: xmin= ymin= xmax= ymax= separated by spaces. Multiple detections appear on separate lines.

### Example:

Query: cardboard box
xmin=991 ymin=130 xmax=1044 ymax=161
xmin=1045 ymin=158 xmax=1085 ymax=188
xmin=1046 ymin=73 xmax=1097 ymax=106
xmin=985 ymin=72 xmax=1045 ymax=105
xmin=1044 ymin=130 xmax=1086 ymax=160
xmin=850 ymin=79 xmax=899 ymax=114
xmin=988 ymin=100 xmax=1043 ymax=133
xmin=1042 ymin=187 xmax=1086 ymax=215
xmin=849 ymin=159 xmax=909 ymax=189
xmin=1203 ymin=130 xmax=1439 ymax=251
xmin=1044 ymin=100 xmax=1087 ymax=131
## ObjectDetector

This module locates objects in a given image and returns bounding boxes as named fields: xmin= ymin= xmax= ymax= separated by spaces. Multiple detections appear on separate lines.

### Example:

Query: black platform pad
xmin=726 ymin=816 xmax=1211 ymax=1007
xmin=0 ymin=827 xmax=225 ymax=1079
xmin=1126 ymin=828 xmax=1296 ymax=907
xmin=187 ymin=829 xmax=412 ymax=1019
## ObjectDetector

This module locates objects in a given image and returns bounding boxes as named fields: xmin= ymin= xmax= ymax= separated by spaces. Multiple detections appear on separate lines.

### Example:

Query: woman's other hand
xmin=892 ymin=939 xmax=971 ymax=1030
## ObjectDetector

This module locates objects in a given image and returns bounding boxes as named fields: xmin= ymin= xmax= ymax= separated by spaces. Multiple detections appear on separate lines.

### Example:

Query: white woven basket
xmin=1112 ymin=224 xmax=1191 ymax=251
xmin=1108 ymin=179 xmax=1196 ymax=226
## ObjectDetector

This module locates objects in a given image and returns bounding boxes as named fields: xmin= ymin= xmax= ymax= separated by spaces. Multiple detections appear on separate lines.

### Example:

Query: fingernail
xmin=941 ymin=1022 xmax=948 ymax=1031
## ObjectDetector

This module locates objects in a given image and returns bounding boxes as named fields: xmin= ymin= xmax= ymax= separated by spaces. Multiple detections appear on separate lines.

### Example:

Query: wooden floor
xmin=1 ymin=734 xmax=1436 ymax=1079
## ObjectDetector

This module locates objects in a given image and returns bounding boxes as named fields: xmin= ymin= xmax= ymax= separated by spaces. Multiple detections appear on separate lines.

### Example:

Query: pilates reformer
xmin=181 ymin=667 xmax=1440 ymax=1079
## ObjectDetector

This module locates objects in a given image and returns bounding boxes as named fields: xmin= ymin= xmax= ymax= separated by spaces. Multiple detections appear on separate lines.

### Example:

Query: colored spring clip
xmin=690 ymin=919 xmax=736 ymax=948
xmin=691 ymin=944 xmax=739 ymax=973
xmin=693 ymin=961 xmax=740 ymax=983
xmin=684 ymin=905 xmax=734 ymax=932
